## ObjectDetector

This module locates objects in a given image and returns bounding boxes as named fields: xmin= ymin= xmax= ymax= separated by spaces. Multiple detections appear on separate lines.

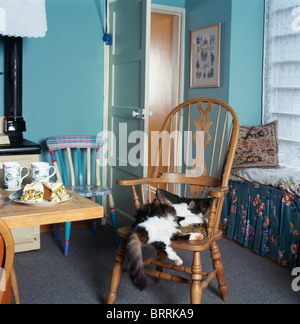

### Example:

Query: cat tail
xmin=127 ymin=231 xmax=147 ymax=291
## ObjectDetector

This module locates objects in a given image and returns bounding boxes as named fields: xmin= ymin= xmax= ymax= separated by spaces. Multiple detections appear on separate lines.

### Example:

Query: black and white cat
xmin=127 ymin=200 xmax=209 ymax=291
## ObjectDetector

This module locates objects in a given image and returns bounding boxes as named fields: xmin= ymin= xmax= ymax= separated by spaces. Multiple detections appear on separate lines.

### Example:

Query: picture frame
xmin=190 ymin=23 xmax=221 ymax=88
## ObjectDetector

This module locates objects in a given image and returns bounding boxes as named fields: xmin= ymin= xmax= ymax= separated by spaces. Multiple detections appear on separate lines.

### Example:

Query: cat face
xmin=187 ymin=199 xmax=212 ymax=216
xmin=153 ymin=188 xmax=212 ymax=219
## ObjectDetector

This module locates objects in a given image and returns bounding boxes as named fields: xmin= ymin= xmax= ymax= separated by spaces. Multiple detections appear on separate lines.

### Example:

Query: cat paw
xmin=189 ymin=233 xmax=204 ymax=241
xmin=175 ymin=259 xmax=183 ymax=266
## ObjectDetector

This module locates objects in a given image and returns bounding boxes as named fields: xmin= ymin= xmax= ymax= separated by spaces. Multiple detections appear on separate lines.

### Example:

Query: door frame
xmin=102 ymin=3 xmax=186 ymax=189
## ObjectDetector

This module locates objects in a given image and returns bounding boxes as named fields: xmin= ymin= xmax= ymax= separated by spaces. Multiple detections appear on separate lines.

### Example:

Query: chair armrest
xmin=117 ymin=173 xmax=222 ymax=188
xmin=207 ymin=186 xmax=229 ymax=198
xmin=116 ymin=178 xmax=155 ymax=186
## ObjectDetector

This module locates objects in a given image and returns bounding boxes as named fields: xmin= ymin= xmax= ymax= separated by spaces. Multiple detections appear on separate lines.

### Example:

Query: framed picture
xmin=190 ymin=23 xmax=221 ymax=88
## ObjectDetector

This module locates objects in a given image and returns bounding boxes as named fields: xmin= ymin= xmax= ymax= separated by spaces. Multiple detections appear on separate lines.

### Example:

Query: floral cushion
xmin=232 ymin=121 xmax=279 ymax=169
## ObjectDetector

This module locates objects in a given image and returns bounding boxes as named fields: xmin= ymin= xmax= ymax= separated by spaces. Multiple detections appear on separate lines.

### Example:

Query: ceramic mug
xmin=3 ymin=162 xmax=30 ymax=191
xmin=31 ymin=162 xmax=56 ymax=182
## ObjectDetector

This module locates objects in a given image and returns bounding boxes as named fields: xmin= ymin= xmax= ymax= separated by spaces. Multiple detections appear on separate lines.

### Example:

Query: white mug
xmin=3 ymin=162 xmax=30 ymax=191
xmin=31 ymin=162 xmax=56 ymax=183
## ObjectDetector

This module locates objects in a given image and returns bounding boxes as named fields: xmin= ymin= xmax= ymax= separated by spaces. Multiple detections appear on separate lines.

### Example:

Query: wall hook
xmin=103 ymin=33 xmax=112 ymax=46
xmin=103 ymin=0 xmax=112 ymax=46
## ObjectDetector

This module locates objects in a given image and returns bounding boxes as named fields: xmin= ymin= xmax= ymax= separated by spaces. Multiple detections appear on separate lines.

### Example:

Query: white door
xmin=107 ymin=0 xmax=151 ymax=226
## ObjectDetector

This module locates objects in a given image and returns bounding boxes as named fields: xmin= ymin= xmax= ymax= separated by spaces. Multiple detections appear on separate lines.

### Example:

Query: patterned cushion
xmin=232 ymin=121 xmax=279 ymax=169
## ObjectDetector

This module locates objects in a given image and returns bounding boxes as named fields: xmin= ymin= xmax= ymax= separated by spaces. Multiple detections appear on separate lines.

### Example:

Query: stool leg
xmin=108 ymin=194 xmax=119 ymax=246
xmin=65 ymin=222 xmax=71 ymax=257
xmin=55 ymin=223 xmax=61 ymax=240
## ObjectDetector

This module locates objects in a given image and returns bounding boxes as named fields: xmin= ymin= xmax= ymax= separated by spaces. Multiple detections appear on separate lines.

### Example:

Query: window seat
xmin=221 ymin=167 xmax=300 ymax=268
xmin=230 ymin=167 xmax=300 ymax=197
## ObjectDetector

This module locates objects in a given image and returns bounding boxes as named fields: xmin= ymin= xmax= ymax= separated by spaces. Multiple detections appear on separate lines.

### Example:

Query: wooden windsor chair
xmin=106 ymin=98 xmax=240 ymax=304
xmin=46 ymin=135 xmax=119 ymax=256
xmin=0 ymin=218 xmax=20 ymax=304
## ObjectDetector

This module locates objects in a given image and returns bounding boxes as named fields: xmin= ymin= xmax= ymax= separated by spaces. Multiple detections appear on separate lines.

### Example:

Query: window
xmin=263 ymin=0 xmax=300 ymax=169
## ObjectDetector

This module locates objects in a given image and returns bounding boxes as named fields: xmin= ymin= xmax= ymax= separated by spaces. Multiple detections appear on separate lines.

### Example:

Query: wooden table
xmin=0 ymin=189 xmax=104 ymax=304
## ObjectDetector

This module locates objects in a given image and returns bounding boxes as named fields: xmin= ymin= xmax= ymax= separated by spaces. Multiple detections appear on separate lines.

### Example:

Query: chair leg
xmin=210 ymin=241 xmax=228 ymax=302
xmin=65 ymin=222 xmax=71 ymax=257
xmin=11 ymin=266 xmax=20 ymax=305
xmin=108 ymin=194 xmax=120 ymax=247
xmin=190 ymin=251 xmax=203 ymax=304
xmin=92 ymin=219 xmax=98 ymax=235
xmin=106 ymin=237 xmax=127 ymax=304
xmin=55 ymin=223 xmax=61 ymax=240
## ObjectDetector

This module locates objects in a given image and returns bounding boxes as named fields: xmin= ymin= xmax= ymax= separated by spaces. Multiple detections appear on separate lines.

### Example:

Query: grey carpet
xmin=13 ymin=225 xmax=300 ymax=304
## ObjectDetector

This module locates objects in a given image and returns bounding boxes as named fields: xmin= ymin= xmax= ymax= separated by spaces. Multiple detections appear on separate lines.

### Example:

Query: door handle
xmin=132 ymin=109 xmax=143 ymax=119
xmin=132 ymin=109 xmax=152 ymax=119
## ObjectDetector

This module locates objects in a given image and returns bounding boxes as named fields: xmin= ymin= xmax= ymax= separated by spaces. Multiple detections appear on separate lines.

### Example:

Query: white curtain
xmin=0 ymin=0 xmax=47 ymax=38
xmin=263 ymin=0 xmax=300 ymax=169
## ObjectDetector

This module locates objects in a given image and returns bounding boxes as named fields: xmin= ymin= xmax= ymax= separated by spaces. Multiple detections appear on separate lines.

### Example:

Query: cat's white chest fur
xmin=140 ymin=216 xmax=178 ymax=245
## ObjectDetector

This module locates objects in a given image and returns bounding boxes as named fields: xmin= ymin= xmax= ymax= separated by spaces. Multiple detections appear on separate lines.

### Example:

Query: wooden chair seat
xmin=106 ymin=98 xmax=240 ymax=304
xmin=117 ymin=226 xmax=132 ymax=238
xmin=67 ymin=185 xmax=112 ymax=198
xmin=171 ymin=230 xmax=223 ymax=251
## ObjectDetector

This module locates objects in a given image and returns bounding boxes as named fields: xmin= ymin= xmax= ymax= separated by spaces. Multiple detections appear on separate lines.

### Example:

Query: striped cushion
xmin=46 ymin=135 xmax=103 ymax=151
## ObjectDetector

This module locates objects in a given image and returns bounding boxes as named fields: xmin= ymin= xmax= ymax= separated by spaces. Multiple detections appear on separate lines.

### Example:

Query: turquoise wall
xmin=0 ymin=0 xmax=264 ymax=163
xmin=153 ymin=0 xmax=185 ymax=7
xmin=0 ymin=0 xmax=105 ymax=162
xmin=185 ymin=0 xmax=264 ymax=126
xmin=0 ymin=0 xmax=184 ymax=163
xmin=185 ymin=0 xmax=232 ymax=103
xmin=0 ymin=40 xmax=4 ymax=113
xmin=184 ymin=0 xmax=231 ymax=175
xmin=229 ymin=0 xmax=264 ymax=126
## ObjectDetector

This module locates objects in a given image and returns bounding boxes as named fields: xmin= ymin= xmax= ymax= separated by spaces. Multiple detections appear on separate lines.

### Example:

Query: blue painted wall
xmin=153 ymin=0 xmax=185 ymax=7
xmin=0 ymin=0 xmax=105 ymax=162
xmin=185 ymin=0 xmax=264 ymax=127
xmin=0 ymin=0 xmax=264 ymax=163
xmin=185 ymin=0 xmax=232 ymax=103
xmin=0 ymin=40 xmax=4 ymax=113
xmin=229 ymin=0 xmax=264 ymax=126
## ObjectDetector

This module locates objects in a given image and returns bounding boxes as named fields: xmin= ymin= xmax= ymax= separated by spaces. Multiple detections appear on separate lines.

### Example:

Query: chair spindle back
xmin=118 ymin=98 xmax=239 ymax=236
xmin=150 ymin=98 xmax=239 ymax=198
xmin=46 ymin=136 xmax=103 ymax=187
